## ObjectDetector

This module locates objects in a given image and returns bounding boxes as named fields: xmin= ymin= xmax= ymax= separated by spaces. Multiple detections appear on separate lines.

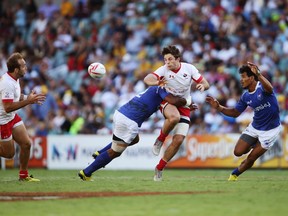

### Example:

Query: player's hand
xmin=28 ymin=90 xmax=46 ymax=105
xmin=189 ymin=103 xmax=198 ymax=111
xmin=196 ymin=83 xmax=205 ymax=92
xmin=247 ymin=62 xmax=260 ymax=76
xmin=158 ymin=77 xmax=167 ymax=87
xmin=205 ymin=95 xmax=220 ymax=109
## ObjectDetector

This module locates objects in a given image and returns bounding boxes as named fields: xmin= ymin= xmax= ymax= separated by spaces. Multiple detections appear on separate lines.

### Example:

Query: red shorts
xmin=0 ymin=114 xmax=23 ymax=141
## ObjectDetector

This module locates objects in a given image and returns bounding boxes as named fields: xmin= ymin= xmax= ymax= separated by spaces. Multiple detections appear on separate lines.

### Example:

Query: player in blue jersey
xmin=206 ymin=62 xmax=282 ymax=181
xmin=78 ymin=85 xmax=197 ymax=181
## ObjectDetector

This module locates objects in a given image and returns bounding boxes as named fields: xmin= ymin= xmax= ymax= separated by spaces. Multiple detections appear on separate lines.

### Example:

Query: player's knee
xmin=21 ymin=141 xmax=32 ymax=151
xmin=168 ymin=113 xmax=180 ymax=124
xmin=108 ymin=149 xmax=122 ymax=158
xmin=233 ymin=150 xmax=243 ymax=157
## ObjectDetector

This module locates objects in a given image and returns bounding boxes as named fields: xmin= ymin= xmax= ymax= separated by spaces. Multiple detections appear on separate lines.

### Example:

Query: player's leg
xmin=233 ymin=134 xmax=258 ymax=157
xmin=92 ymin=142 xmax=112 ymax=158
xmin=229 ymin=125 xmax=282 ymax=181
xmin=0 ymin=122 xmax=16 ymax=158
xmin=154 ymin=121 xmax=189 ymax=181
xmin=80 ymin=137 xmax=127 ymax=181
xmin=12 ymin=123 xmax=38 ymax=181
xmin=0 ymin=140 xmax=16 ymax=158
xmin=79 ymin=110 xmax=138 ymax=181
xmin=238 ymin=144 xmax=266 ymax=173
xmin=153 ymin=103 xmax=180 ymax=156
xmin=92 ymin=134 xmax=139 ymax=159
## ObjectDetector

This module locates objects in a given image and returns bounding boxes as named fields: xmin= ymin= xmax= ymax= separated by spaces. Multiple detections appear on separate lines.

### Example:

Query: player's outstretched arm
xmin=3 ymin=90 xmax=46 ymax=113
xmin=205 ymin=95 xmax=241 ymax=118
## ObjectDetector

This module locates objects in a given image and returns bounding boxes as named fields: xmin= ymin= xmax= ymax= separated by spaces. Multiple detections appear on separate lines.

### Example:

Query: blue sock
xmin=231 ymin=168 xmax=242 ymax=176
xmin=98 ymin=142 xmax=112 ymax=154
xmin=84 ymin=151 xmax=112 ymax=176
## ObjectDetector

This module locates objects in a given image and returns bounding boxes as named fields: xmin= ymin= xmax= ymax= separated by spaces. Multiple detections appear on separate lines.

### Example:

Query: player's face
xmin=16 ymin=59 xmax=27 ymax=78
xmin=163 ymin=54 xmax=180 ymax=71
xmin=240 ymin=72 xmax=253 ymax=89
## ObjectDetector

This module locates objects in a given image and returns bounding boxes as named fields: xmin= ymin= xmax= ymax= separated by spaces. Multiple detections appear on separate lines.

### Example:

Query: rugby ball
xmin=88 ymin=62 xmax=106 ymax=79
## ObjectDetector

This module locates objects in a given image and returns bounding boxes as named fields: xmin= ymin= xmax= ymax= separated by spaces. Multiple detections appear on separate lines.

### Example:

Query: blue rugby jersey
xmin=118 ymin=86 xmax=170 ymax=127
xmin=235 ymin=82 xmax=280 ymax=131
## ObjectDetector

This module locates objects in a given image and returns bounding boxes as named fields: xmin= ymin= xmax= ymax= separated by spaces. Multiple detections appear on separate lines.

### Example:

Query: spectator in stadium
xmin=144 ymin=45 xmax=210 ymax=181
xmin=78 ymin=85 xmax=197 ymax=181
xmin=0 ymin=52 xmax=46 ymax=181
xmin=206 ymin=62 xmax=282 ymax=181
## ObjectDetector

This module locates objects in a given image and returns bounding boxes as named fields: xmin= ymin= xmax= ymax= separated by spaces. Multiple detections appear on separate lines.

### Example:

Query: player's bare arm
xmin=196 ymin=77 xmax=210 ymax=92
xmin=205 ymin=95 xmax=241 ymax=118
xmin=164 ymin=94 xmax=187 ymax=107
xmin=247 ymin=62 xmax=273 ymax=94
xmin=3 ymin=90 xmax=46 ymax=113
xmin=144 ymin=74 xmax=167 ymax=87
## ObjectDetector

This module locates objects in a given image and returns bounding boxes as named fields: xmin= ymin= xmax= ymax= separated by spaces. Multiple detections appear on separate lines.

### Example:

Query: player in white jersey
xmin=144 ymin=45 xmax=210 ymax=181
xmin=0 ymin=53 xmax=46 ymax=181
xmin=206 ymin=62 xmax=282 ymax=181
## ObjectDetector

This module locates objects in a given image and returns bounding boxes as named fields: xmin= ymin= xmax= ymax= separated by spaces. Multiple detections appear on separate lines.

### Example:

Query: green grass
xmin=0 ymin=169 xmax=288 ymax=216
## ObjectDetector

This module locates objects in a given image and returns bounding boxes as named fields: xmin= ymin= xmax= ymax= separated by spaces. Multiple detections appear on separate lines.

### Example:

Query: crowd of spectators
xmin=0 ymin=0 xmax=287 ymax=136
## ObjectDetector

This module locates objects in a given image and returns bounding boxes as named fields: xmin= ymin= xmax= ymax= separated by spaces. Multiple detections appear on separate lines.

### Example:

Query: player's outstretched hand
xmin=27 ymin=90 xmax=46 ymax=105
xmin=205 ymin=95 xmax=220 ymax=109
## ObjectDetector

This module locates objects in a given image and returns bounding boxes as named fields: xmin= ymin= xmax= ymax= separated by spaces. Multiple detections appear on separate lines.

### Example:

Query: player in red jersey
xmin=144 ymin=45 xmax=210 ymax=181
xmin=0 ymin=52 xmax=46 ymax=181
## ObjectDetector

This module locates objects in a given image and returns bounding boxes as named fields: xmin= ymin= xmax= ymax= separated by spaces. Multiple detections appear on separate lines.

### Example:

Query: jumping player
xmin=144 ymin=45 xmax=210 ymax=181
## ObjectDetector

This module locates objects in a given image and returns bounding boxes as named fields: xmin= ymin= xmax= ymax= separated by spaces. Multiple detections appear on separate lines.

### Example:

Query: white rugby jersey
xmin=0 ymin=73 xmax=21 ymax=124
xmin=152 ymin=62 xmax=203 ymax=99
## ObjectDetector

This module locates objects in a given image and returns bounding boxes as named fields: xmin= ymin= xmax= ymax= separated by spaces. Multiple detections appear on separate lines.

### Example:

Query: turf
xmin=0 ymin=169 xmax=287 ymax=216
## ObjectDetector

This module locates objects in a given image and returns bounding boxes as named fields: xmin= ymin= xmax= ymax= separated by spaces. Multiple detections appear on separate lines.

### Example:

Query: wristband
xmin=23 ymin=95 xmax=28 ymax=100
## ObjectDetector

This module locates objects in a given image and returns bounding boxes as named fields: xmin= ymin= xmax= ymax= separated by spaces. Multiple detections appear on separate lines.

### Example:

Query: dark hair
xmin=6 ymin=52 xmax=23 ymax=72
xmin=239 ymin=65 xmax=258 ymax=81
xmin=161 ymin=45 xmax=181 ymax=59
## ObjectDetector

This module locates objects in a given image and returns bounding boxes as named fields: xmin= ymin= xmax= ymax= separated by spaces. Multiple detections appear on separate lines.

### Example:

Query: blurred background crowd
xmin=0 ymin=0 xmax=287 ymax=136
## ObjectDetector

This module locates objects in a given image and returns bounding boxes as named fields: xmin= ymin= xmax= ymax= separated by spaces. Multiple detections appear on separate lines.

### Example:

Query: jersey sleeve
xmin=152 ymin=66 xmax=165 ymax=78
xmin=1 ymin=82 xmax=14 ymax=103
xmin=190 ymin=64 xmax=203 ymax=83
xmin=235 ymin=94 xmax=247 ymax=113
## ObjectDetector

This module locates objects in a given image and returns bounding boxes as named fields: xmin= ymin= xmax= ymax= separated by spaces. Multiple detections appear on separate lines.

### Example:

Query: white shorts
xmin=113 ymin=110 xmax=139 ymax=144
xmin=242 ymin=123 xmax=282 ymax=149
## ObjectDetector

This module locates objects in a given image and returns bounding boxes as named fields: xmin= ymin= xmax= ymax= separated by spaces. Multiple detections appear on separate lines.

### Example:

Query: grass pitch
xmin=0 ymin=169 xmax=287 ymax=216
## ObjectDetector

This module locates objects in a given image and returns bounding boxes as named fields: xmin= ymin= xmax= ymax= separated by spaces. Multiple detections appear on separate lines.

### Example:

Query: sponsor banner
xmin=47 ymin=135 xmax=159 ymax=170
xmin=29 ymin=136 xmax=47 ymax=168
xmin=167 ymin=133 xmax=288 ymax=168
